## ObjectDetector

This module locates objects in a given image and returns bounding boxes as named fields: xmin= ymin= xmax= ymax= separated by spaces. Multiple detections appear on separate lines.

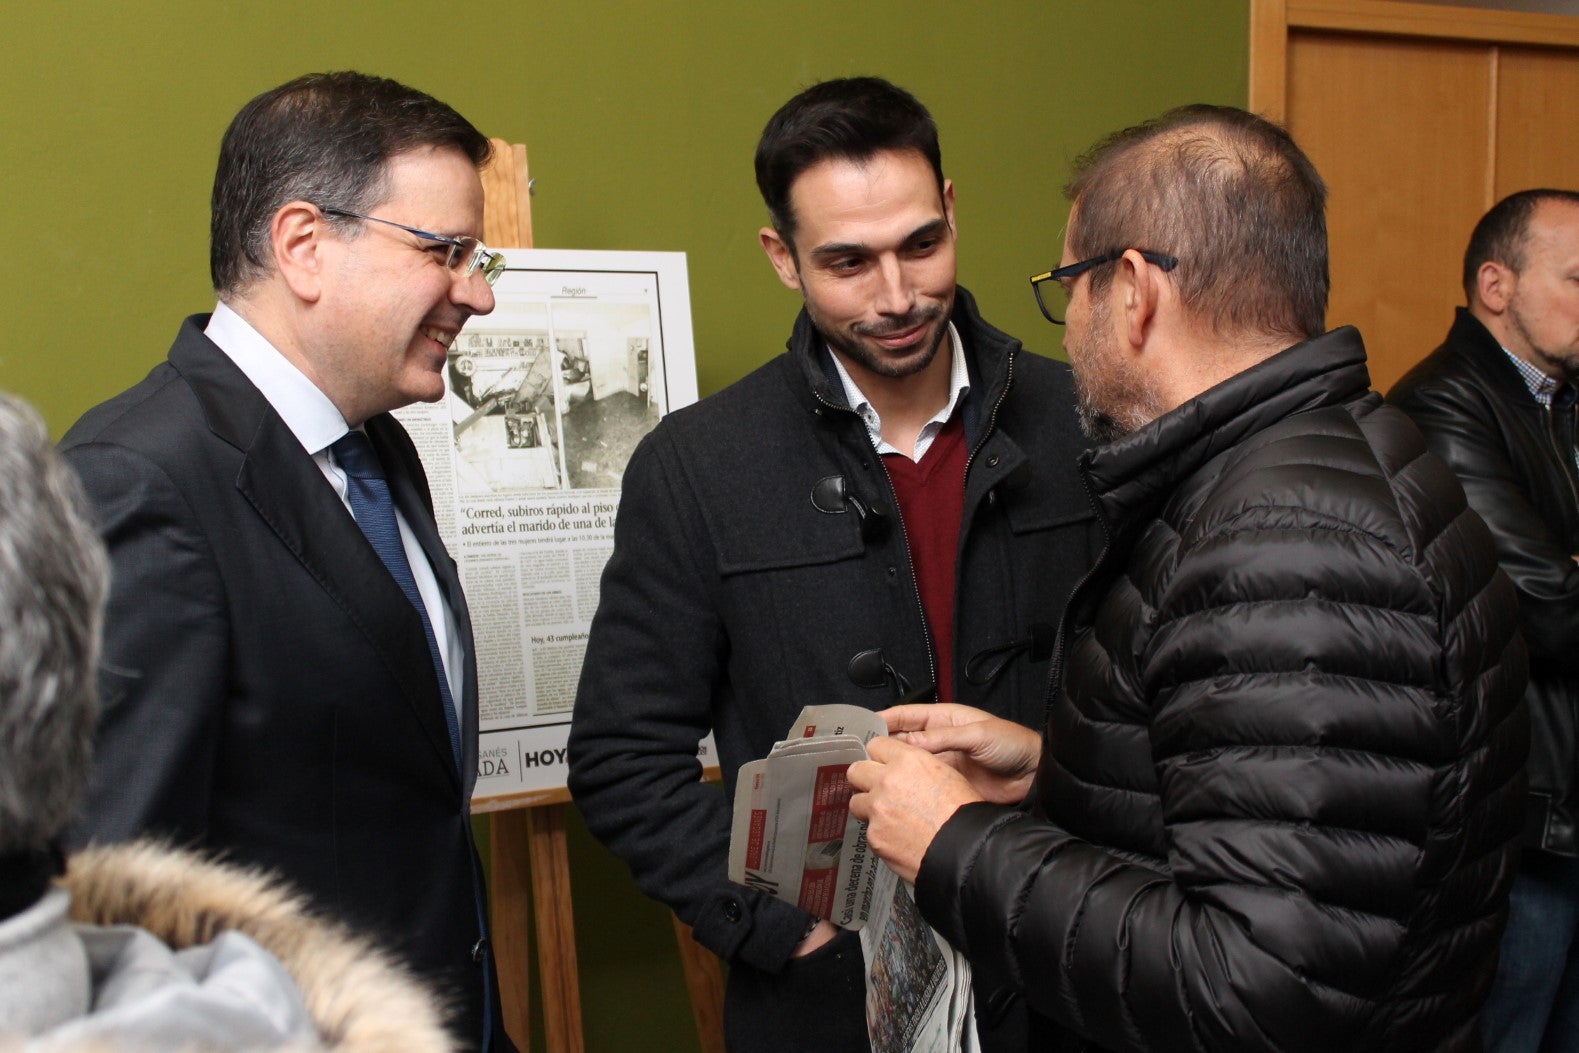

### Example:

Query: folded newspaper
xmin=728 ymin=704 xmax=980 ymax=1053
xmin=728 ymin=704 xmax=884 ymax=926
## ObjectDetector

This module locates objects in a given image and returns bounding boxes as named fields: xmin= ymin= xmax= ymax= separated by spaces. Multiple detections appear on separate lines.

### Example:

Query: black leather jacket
xmin=1392 ymin=307 xmax=1579 ymax=856
xmin=918 ymin=328 xmax=1528 ymax=1051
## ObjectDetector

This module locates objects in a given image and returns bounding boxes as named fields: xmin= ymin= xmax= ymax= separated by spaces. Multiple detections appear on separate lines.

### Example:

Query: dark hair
xmin=1463 ymin=189 xmax=1579 ymax=301
xmin=754 ymin=76 xmax=943 ymax=249
xmin=210 ymin=71 xmax=491 ymax=295
xmin=1066 ymin=104 xmax=1329 ymax=341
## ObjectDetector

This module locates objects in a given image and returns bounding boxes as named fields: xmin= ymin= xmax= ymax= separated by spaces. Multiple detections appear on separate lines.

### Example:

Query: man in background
xmin=1390 ymin=189 xmax=1579 ymax=1053
xmin=569 ymin=76 xmax=1094 ymax=1051
xmin=849 ymin=104 xmax=1528 ymax=1051
xmin=61 ymin=72 xmax=511 ymax=1051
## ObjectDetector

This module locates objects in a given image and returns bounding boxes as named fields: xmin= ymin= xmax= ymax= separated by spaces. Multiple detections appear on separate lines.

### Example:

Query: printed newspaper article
xmin=394 ymin=248 xmax=701 ymax=798
xmin=727 ymin=705 xmax=979 ymax=1052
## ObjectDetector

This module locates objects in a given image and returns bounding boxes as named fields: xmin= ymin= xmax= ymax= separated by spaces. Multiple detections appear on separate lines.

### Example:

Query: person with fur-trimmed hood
xmin=0 ymin=392 xmax=453 ymax=1052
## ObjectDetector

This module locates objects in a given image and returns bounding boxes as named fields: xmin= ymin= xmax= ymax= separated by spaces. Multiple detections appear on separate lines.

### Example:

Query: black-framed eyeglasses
xmin=321 ymin=207 xmax=507 ymax=286
xmin=1029 ymin=249 xmax=1179 ymax=325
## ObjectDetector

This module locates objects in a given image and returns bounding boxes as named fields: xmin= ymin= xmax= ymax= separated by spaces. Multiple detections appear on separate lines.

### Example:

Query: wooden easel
xmin=476 ymin=138 xmax=726 ymax=1053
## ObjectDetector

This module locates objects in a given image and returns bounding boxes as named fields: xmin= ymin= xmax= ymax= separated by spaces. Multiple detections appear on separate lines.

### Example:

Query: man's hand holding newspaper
xmin=727 ymin=704 xmax=888 ymax=928
xmin=846 ymin=704 xmax=1042 ymax=884
xmin=726 ymin=704 xmax=992 ymax=1053
xmin=848 ymin=703 xmax=1041 ymax=881
xmin=880 ymin=702 xmax=1041 ymax=805
xmin=845 ymin=736 xmax=981 ymax=885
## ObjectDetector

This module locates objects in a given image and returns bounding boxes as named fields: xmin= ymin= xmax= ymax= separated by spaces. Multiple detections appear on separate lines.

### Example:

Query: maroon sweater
xmin=883 ymin=412 xmax=967 ymax=698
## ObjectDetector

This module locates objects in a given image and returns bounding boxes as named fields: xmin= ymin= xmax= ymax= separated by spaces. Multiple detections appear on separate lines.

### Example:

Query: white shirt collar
xmin=205 ymin=302 xmax=351 ymax=455
xmin=829 ymin=321 xmax=969 ymax=461
xmin=204 ymin=305 xmax=463 ymax=710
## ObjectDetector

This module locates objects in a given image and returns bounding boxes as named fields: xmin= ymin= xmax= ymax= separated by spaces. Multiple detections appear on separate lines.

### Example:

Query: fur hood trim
xmin=62 ymin=842 xmax=456 ymax=1053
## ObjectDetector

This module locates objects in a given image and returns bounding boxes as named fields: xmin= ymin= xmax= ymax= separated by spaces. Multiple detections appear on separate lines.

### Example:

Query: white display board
xmin=394 ymin=248 xmax=701 ymax=800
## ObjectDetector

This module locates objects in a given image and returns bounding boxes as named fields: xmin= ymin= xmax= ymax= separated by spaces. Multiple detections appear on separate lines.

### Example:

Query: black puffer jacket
xmin=1391 ymin=308 xmax=1579 ymax=858
xmin=916 ymin=327 xmax=1529 ymax=1051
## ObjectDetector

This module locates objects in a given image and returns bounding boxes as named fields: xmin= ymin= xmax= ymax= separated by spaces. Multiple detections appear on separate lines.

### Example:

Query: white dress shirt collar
xmin=205 ymin=302 xmax=351 ymax=453
xmin=829 ymin=321 xmax=969 ymax=461
xmin=205 ymin=303 xmax=465 ymax=712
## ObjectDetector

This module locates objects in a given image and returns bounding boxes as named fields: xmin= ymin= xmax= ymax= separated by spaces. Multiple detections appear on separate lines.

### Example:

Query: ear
xmin=943 ymin=178 xmax=957 ymax=237
xmin=760 ymin=226 xmax=802 ymax=291
xmin=1476 ymin=260 xmax=1514 ymax=314
xmin=271 ymin=202 xmax=329 ymax=304
xmin=1115 ymin=248 xmax=1163 ymax=351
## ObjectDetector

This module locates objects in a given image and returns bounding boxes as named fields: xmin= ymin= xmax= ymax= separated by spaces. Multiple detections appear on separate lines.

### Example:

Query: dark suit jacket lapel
xmin=367 ymin=412 xmax=481 ymax=796
xmin=167 ymin=318 xmax=463 ymax=789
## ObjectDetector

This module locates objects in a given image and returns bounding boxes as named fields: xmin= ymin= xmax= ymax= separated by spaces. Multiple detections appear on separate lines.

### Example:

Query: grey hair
xmin=0 ymin=394 xmax=108 ymax=854
xmin=1066 ymin=104 xmax=1329 ymax=342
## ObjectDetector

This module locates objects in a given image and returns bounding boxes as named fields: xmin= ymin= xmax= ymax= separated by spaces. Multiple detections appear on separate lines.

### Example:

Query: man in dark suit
xmin=61 ymin=72 xmax=512 ymax=1052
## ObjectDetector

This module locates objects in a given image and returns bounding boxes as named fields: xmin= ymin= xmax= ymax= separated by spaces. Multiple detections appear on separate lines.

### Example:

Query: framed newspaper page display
xmin=394 ymin=248 xmax=701 ymax=803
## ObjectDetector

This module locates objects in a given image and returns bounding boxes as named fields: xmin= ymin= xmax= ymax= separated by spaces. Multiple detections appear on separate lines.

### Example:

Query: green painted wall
xmin=2 ymin=2 xmax=1246 ymax=1047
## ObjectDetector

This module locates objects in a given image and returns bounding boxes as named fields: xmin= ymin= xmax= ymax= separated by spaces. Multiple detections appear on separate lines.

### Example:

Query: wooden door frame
xmin=1250 ymin=0 xmax=1579 ymax=122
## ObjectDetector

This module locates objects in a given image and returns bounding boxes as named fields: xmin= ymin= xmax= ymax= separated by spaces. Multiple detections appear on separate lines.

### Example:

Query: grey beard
xmin=1077 ymin=397 xmax=1129 ymax=445
xmin=1074 ymin=380 xmax=1164 ymax=446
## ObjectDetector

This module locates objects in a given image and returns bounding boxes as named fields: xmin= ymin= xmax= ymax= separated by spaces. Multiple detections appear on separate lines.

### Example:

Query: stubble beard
xmin=819 ymin=303 xmax=950 ymax=380
xmin=1076 ymin=390 xmax=1129 ymax=445
xmin=1069 ymin=303 xmax=1164 ymax=445
xmin=1508 ymin=293 xmax=1579 ymax=386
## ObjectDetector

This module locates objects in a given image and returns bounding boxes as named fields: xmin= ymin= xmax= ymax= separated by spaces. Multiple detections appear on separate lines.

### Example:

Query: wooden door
xmin=1251 ymin=0 xmax=1579 ymax=391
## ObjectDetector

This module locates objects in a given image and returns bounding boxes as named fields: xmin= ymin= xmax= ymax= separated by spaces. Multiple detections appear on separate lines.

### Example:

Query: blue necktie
xmin=333 ymin=431 xmax=462 ymax=771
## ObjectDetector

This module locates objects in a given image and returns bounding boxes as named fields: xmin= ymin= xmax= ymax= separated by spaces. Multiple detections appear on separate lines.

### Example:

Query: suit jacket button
xmin=471 ymin=938 xmax=489 ymax=964
xmin=723 ymin=899 xmax=743 ymax=923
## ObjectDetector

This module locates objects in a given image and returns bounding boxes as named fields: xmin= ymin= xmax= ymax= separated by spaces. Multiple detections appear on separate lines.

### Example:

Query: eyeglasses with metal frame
xmin=321 ymin=207 xmax=508 ymax=286
xmin=1029 ymin=249 xmax=1179 ymax=325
